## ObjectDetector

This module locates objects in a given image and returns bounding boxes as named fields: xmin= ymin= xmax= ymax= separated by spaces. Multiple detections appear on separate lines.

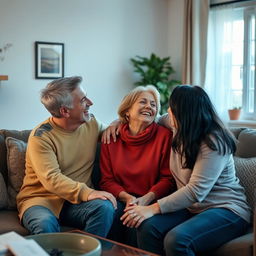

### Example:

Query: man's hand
xmin=101 ymin=119 xmax=121 ymax=144
xmin=88 ymin=190 xmax=117 ymax=209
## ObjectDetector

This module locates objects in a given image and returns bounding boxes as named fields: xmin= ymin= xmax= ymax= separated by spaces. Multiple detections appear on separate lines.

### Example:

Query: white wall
xmin=0 ymin=0 xmax=171 ymax=129
xmin=167 ymin=0 xmax=184 ymax=80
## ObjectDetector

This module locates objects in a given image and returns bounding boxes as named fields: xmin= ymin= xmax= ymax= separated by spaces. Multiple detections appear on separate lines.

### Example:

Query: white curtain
xmin=205 ymin=5 xmax=237 ymax=121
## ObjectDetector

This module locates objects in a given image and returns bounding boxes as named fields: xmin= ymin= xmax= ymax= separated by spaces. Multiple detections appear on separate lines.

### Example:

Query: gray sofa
xmin=0 ymin=128 xmax=255 ymax=256
xmin=0 ymin=129 xmax=73 ymax=235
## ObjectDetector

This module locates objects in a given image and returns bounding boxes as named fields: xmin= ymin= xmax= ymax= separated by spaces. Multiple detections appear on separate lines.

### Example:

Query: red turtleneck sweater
xmin=100 ymin=122 xmax=176 ymax=199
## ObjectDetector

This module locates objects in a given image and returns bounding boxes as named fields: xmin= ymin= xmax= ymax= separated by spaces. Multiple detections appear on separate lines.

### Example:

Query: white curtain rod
xmin=210 ymin=0 xmax=255 ymax=7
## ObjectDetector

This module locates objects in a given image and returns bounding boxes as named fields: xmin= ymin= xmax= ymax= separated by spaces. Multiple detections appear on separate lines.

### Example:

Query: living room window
xmin=243 ymin=9 xmax=255 ymax=118
xmin=205 ymin=1 xmax=256 ymax=121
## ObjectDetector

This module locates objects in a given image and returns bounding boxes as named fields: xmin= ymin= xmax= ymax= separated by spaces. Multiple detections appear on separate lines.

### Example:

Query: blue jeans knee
xmin=90 ymin=199 xmax=115 ymax=219
xmin=163 ymin=208 xmax=249 ymax=256
xmin=84 ymin=199 xmax=115 ymax=237
xmin=59 ymin=199 xmax=115 ymax=237
xmin=22 ymin=205 xmax=60 ymax=234
xmin=137 ymin=209 xmax=192 ymax=254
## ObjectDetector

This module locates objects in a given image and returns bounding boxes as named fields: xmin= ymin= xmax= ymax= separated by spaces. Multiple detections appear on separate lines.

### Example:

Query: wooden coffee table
xmin=70 ymin=230 xmax=160 ymax=256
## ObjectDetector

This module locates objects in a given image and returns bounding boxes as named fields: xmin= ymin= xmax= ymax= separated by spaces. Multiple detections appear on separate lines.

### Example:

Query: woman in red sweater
xmin=100 ymin=85 xmax=176 ymax=245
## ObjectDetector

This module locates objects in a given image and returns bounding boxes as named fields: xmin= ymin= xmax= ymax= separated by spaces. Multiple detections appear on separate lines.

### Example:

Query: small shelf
xmin=228 ymin=120 xmax=256 ymax=129
xmin=0 ymin=75 xmax=8 ymax=80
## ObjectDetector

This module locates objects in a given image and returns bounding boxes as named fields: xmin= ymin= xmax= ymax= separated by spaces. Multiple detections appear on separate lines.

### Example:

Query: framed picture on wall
xmin=35 ymin=41 xmax=64 ymax=79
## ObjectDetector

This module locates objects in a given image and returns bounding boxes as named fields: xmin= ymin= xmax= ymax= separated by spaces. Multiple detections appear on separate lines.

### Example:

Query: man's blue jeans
xmin=22 ymin=199 xmax=115 ymax=237
xmin=137 ymin=208 xmax=249 ymax=256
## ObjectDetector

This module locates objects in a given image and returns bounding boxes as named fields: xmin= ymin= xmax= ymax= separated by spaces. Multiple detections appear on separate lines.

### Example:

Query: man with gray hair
xmin=17 ymin=76 xmax=117 ymax=237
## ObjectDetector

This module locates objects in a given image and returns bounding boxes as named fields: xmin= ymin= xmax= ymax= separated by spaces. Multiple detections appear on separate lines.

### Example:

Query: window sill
xmin=227 ymin=120 xmax=256 ymax=129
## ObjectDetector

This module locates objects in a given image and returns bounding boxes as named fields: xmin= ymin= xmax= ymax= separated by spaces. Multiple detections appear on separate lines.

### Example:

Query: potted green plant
xmin=130 ymin=53 xmax=181 ymax=114
xmin=228 ymin=107 xmax=242 ymax=120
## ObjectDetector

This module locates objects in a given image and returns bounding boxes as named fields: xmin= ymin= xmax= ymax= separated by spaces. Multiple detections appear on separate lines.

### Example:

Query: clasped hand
xmin=120 ymin=192 xmax=156 ymax=228
xmin=120 ymin=204 xmax=154 ymax=228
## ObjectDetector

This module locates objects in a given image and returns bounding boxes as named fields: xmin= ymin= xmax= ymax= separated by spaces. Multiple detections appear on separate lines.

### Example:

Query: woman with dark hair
xmin=121 ymin=85 xmax=251 ymax=256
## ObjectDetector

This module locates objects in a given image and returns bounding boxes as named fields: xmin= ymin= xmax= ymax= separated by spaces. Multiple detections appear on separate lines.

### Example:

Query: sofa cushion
xmin=0 ymin=210 xmax=29 ymax=235
xmin=0 ymin=130 xmax=31 ymax=184
xmin=210 ymin=231 xmax=253 ymax=256
xmin=0 ymin=172 xmax=8 ymax=209
xmin=235 ymin=129 xmax=256 ymax=158
xmin=234 ymin=156 xmax=256 ymax=211
xmin=5 ymin=137 xmax=27 ymax=209
xmin=230 ymin=127 xmax=246 ymax=140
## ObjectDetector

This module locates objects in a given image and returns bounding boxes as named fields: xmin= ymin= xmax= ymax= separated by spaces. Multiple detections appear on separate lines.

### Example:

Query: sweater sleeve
xmin=149 ymin=131 xmax=176 ymax=199
xmin=94 ymin=116 xmax=107 ymax=140
xmin=99 ymin=143 xmax=126 ymax=197
xmin=158 ymin=143 xmax=230 ymax=213
xmin=157 ymin=113 xmax=172 ymax=129
xmin=28 ymin=136 xmax=94 ymax=203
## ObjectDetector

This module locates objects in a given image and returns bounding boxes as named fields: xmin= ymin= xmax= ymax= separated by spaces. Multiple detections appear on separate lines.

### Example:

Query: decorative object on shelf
xmin=0 ymin=75 xmax=8 ymax=81
xmin=228 ymin=107 xmax=242 ymax=120
xmin=0 ymin=43 xmax=12 ymax=62
xmin=130 ymin=53 xmax=181 ymax=114
xmin=35 ymin=41 xmax=64 ymax=79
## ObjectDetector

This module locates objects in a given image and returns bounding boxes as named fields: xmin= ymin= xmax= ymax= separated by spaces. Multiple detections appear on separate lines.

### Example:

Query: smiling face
xmin=126 ymin=91 xmax=157 ymax=128
xmin=68 ymin=86 xmax=93 ymax=124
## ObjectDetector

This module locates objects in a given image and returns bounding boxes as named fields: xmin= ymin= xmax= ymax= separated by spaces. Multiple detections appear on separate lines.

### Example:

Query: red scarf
xmin=119 ymin=122 xmax=158 ymax=146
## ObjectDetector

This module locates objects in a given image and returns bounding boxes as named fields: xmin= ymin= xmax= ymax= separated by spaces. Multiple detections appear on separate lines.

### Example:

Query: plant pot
xmin=228 ymin=109 xmax=241 ymax=120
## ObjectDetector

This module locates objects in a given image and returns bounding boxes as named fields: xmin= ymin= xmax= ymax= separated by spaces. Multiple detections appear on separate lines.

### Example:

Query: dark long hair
xmin=169 ymin=85 xmax=236 ymax=169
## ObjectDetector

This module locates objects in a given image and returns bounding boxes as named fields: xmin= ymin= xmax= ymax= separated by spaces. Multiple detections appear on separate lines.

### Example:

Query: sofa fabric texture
xmin=6 ymin=137 xmax=27 ymax=209
xmin=0 ymin=127 xmax=255 ymax=256
xmin=0 ymin=173 xmax=8 ymax=209
xmin=234 ymin=156 xmax=256 ymax=212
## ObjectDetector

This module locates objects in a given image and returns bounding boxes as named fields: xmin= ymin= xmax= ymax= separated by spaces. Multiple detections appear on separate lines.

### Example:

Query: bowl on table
xmin=26 ymin=232 xmax=101 ymax=256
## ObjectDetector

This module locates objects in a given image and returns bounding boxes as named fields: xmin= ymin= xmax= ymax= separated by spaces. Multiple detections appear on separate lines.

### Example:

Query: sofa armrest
xmin=254 ymin=200 xmax=256 ymax=256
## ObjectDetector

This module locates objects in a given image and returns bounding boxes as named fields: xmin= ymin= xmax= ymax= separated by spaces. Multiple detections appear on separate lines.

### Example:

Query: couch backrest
xmin=230 ymin=127 xmax=256 ymax=213
xmin=0 ymin=130 xmax=31 ymax=184
xmin=91 ymin=143 xmax=101 ymax=190
xmin=230 ymin=127 xmax=256 ymax=158
xmin=0 ymin=127 xmax=255 ymax=211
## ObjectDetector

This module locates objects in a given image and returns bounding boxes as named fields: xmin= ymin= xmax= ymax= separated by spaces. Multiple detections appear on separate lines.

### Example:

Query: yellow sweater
xmin=17 ymin=116 xmax=103 ymax=220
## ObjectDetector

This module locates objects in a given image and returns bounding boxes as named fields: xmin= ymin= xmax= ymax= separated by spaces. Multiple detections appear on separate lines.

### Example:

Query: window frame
xmin=242 ymin=7 xmax=256 ymax=120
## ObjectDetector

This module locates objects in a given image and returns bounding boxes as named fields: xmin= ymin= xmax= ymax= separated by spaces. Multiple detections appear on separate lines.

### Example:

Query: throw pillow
xmin=235 ymin=128 xmax=256 ymax=157
xmin=0 ymin=172 xmax=8 ymax=209
xmin=234 ymin=156 xmax=256 ymax=211
xmin=5 ymin=137 xmax=27 ymax=209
